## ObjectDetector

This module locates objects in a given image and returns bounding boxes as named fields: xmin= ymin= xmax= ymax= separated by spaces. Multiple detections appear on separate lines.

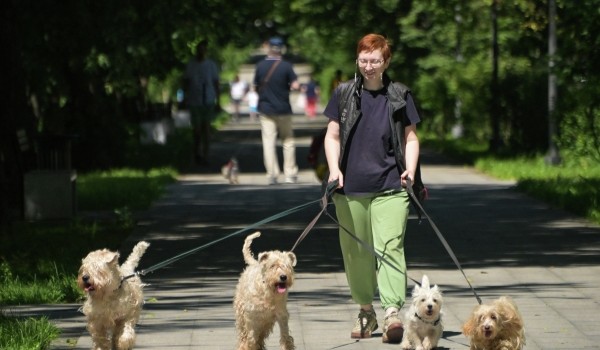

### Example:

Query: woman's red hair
xmin=356 ymin=34 xmax=391 ymax=62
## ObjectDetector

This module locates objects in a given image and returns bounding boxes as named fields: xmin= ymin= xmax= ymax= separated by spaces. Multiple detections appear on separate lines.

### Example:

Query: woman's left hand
xmin=400 ymin=170 xmax=414 ymax=188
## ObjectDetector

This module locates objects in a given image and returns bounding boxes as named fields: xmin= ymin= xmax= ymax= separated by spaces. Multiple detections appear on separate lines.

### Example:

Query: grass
xmin=0 ymin=313 xmax=60 ymax=350
xmin=77 ymin=167 xmax=178 ymax=211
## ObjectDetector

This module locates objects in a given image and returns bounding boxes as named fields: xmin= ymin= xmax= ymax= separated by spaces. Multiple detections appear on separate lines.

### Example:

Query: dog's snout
xmin=427 ymin=304 xmax=433 ymax=310
xmin=82 ymin=275 xmax=89 ymax=282
xmin=279 ymin=275 xmax=287 ymax=282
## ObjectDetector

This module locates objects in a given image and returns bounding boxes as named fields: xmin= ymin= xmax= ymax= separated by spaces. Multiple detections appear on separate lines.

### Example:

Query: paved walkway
xmin=12 ymin=114 xmax=600 ymax=349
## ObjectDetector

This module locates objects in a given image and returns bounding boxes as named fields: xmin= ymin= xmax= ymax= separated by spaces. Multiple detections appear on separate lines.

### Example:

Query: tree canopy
xmin=2 ymin=0 xmax=599 ymax=217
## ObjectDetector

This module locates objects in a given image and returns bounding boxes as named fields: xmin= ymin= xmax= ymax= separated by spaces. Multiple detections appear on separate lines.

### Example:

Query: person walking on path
xmin=323 ymin=33 xmax=422 ymax=343
xmin=303 ymin=74 xmax=320 ymax=119
xmin=229 ymin=74 xmax=247 ymax=122
xmin=246 ymin=85 xmax=259 ymax=122
xmin=183 ymin=39 xmax=221 ymax=166
xmin=253 ymin=36 xmax=300 ymax=185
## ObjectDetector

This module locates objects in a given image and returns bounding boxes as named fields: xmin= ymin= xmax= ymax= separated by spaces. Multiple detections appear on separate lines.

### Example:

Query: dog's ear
xmin=258 ymin=252 xmax=269 ymax=262
xmin=421 ymin=275 xmax=430 ymax=289
xmin=287 ymin=252 xmax=297 ymax=267
xmin=462 ymin=305 xmax=481 ymax=336
xmin=106 ymin=251 xmax=119 ymax=265
xmin=498 ymin=298 xmax=524 ymax=340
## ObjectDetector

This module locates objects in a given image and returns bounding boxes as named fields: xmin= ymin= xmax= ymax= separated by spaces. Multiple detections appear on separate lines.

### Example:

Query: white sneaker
xmin=284 ymin=176 xmax=297 ymax=184
xmin=268 ymin=177 xmax=278 ymax=185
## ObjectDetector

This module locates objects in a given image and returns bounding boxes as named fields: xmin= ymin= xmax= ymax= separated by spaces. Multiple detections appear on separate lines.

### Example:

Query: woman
xmin=323 ymin=33 xmax=421 ymax=343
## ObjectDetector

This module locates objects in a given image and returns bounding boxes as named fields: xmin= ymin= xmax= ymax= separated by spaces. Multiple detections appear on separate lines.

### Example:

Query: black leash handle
xmin=406 ymin=178 xmax=482 ymax=304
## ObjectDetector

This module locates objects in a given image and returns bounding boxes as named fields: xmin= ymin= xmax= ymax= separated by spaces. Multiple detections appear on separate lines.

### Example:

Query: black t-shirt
xmin=323 ymin=86 xmax=421 ymax=196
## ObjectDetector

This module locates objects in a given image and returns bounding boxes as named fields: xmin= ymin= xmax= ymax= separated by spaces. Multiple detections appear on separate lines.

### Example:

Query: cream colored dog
xmin=233 ymin=231 xmax=296 ymax=350
xmin=400 ymin=275 xmax=444 ymax=350
xmin=78 ymin=241 xmax=150 ymax=350
xmin=462 ymin=296 xmax=526 ymax=350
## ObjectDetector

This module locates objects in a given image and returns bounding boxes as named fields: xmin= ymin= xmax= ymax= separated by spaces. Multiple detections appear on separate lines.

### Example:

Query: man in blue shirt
xmin=253 ymin=37 xmax=300 ymax=184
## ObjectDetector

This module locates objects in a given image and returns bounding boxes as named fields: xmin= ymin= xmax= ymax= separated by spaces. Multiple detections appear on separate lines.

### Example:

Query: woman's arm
xmin=401 ymin=123 xmax=419 ymax=187
xmin=324 ymin=119 xmax=344 ymax=188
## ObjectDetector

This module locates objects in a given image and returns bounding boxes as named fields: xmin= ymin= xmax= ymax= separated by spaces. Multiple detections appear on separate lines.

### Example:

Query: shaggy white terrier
xmin=78 ymin=241 xmax=149 ymax=350
xmin=400 ymin=275 xmax=444 ymax=350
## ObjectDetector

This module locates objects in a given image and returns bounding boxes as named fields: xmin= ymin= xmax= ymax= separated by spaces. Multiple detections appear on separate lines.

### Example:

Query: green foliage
xmin=5 ymin=0 xmax=600 ymax=174
xmin=0 ymin=313 xmax=60 ymax=350
xmin=77 ymin=167 xmax=177 ymax=211
xmin=556 ymin=75 xmax=600 ymax=162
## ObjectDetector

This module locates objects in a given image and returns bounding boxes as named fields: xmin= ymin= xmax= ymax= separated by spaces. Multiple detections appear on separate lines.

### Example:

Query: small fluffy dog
xmin=233 ymin=231 xmax=297 ymax=350
xmin=78 ymin=241 xmax=150 ymax=350
xmin=400 ymin=275 xmax=444 ymax=350
xmin=462 ymin=296 xmax=526 ymax=350
xmin=221 ymin=157 xmax=240 ymax=184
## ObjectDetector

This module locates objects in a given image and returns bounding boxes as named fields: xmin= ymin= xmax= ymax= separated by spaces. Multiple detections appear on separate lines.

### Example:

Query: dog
xmin=462 ymin=296 xmax=526 ymax=350
xmin=221 ymin=157 xmax=240 ymax=184
xmin=233 ymin=231 xmax=297 ymax=350
xmin=400 ymin=275 xmax=444 ymax=350
xmin=78 ymin=241 xmax=150 ymax=350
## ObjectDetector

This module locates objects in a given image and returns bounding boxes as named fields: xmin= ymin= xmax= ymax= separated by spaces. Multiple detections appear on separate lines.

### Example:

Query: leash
xmin=120 ymin=197 xmax=321 ymax=283
xmin=289 ymin=181 xmax=338 ymax=252
xmin=291 ymin=178 xmax=481 ymax=304
xmin=405 ymin=178 xmax=482 ymax=305
xmin=123 ymin=178 xmax=482 ymax=305
xmin=290 ymin=180 xmax=420 ymax=285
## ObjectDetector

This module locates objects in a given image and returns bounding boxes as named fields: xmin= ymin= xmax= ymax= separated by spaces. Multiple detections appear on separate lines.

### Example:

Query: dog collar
xmin=116 ymin=272 xmax=137 ymax=290
xmin=415 ymin=313 xmax=441 ymax=326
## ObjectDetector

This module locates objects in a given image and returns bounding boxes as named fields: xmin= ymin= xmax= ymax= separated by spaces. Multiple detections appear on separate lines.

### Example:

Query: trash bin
xmin=24 ymin=169 xmax=77 ymax=220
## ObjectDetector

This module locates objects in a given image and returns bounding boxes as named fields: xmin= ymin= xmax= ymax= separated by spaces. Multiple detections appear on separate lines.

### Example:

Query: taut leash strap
xmin=136 ymin=198 xmax=321 ymax=277
xmin=405 ymin=178 xmax=482 ymax=305
xmin=291 ymin=180 xmax=421 ymax=285
xmin=290 ymin=181 xmax=338 ymax=252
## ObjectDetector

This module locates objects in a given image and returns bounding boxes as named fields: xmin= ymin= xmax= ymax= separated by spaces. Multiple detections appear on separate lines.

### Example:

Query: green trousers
xmin=333 ymin=190 xmax=409 ymax=311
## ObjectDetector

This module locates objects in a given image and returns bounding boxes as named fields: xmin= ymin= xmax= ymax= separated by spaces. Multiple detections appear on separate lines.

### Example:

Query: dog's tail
xmin=242 ymin=231 xmax=261 ymax=265
xmin=121 ymin=241 xmax=150 ymax=274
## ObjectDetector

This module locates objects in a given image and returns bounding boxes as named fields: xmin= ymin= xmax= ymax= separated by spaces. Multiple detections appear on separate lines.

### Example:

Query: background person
xmin=183 ymin=39 xmax=221 ymax=166
xmin=246 ymin=85 xmax=259 ymax=122
xmin=323 ymin=33 xmax=422 ymax=344
xmin=253 ymin=36 xmax=300 ymax=185
xmin=230 ymin=74 xmax=247 ymax=122
xmin=303 ymin=74 xmax=320 ymax=119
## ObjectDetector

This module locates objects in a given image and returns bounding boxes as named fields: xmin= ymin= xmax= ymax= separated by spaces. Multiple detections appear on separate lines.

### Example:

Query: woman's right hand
xmin=328 ymin=169 xmax=344 ymax=189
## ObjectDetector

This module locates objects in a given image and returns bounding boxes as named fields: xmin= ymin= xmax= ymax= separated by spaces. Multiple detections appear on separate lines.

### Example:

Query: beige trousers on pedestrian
xmin=259 ymin=115 xmax=298 ymax=180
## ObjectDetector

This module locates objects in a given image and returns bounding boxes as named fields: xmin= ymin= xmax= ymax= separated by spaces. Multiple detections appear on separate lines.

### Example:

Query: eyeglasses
xmin=357 ymin=58 xmax=385 ymax=67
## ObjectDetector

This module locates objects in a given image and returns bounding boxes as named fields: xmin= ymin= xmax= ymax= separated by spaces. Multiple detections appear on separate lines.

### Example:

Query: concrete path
xmin=11 ymin=114 xmax=600 ymax=350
